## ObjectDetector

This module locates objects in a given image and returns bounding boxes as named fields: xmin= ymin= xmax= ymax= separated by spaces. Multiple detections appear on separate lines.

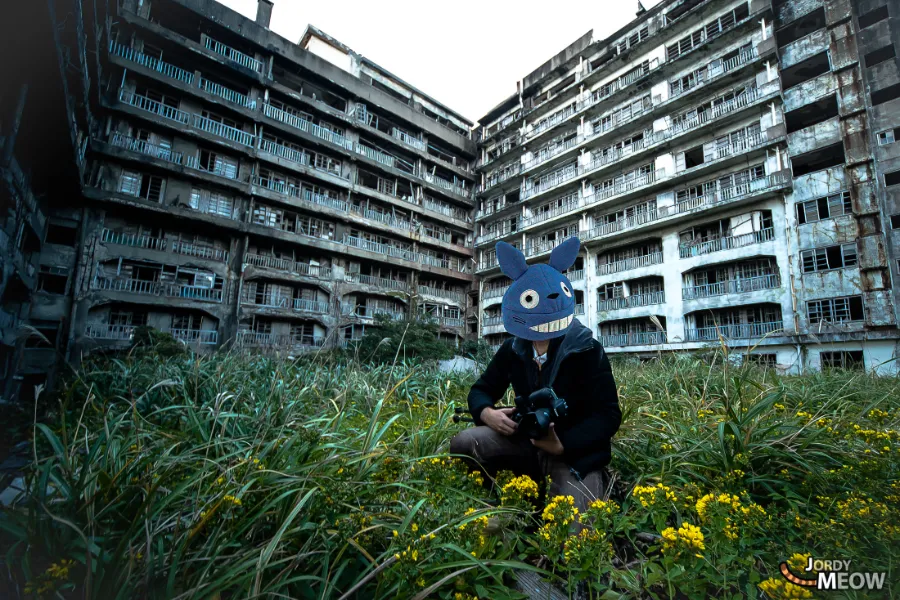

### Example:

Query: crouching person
xmin=450 ymin=238 xmax=621 ymax=519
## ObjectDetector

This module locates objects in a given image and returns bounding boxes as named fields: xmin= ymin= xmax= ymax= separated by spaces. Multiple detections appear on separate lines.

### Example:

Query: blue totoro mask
xmin=497 ymin=237 xmax=580 ymax=341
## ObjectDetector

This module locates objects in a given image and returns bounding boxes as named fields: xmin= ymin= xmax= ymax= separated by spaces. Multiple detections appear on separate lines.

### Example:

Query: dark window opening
xmin=785 ymin=94 xmax=838 ymax=133
xmin=858 ymin=5 xmax=889 ymax=29
xmin=890 ymin=214 xmax=900 ymax=229
xmin=776 ymin=7 xmax=826 ymax=48
xmin=37 ymin=266 xmax=69 ymax=295
xmin=885 ymin=170 xmax=900 ymax=186
xmin=139 ymin=175 xmax=164 ymax=202
xmin=684 ymin=145 xmax=704 ymax=168
xmin=781 ymin=52 xmax=831 ymax=90
xmin=872 ymin=83 xmax=900 ymax=106
xmin=745 ymin=353 xmax=776 ymax=367
xmin=820 ymin=350 xmax=864 ymax=370
xmin=796 ymin=190 xmax=852 ymax=224
xmin=864 ymin=45 xmax=896 ymax=68
xmin=791 ymin=142 xmax=845 ymax=177
xmin=45 ymin=223 xmax=78 ymax=246
xmin=24 ymin=322 xmax=60 ymax=348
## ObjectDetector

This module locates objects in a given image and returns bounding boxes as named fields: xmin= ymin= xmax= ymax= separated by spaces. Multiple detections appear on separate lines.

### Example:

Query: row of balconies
xmin=84 ymin=322 xmax=219 ymax=345
xmin=599 ymin=320 xmax=783 ymax=347
xmin=102 ymin=228 xmax=229 ymax=262
xmin=92 ymin=276 xmax=224 ymax=303
xmin=240 ymin=293 xmax=330 ymax=315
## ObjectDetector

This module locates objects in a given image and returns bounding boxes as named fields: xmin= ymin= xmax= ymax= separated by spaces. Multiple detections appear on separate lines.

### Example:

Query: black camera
xmin=512 ymin=388 xmax=569 ymax=440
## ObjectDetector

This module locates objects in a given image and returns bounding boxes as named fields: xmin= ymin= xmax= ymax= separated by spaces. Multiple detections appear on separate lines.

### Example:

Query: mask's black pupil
xmin=526 ymin=295 xmax=533 ymax=302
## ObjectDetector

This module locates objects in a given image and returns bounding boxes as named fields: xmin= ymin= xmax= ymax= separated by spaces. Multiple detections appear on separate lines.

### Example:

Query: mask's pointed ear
xmin=549 ymin=237 xmax=580 ymax=272
xmin=496 ymin=241 xmax=528 ymax=280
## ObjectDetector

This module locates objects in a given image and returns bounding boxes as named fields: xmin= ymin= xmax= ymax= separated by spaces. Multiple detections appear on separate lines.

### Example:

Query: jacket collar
xmin=511 ymin=319 xmax=594 ymax=365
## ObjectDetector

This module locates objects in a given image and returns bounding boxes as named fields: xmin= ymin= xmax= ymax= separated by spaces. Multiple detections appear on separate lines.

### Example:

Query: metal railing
xmin=184 ymin=155 xmax=238 ymax=179
xmin=355 ymin=143 xmax=396 ymax=168
xmin=597 ymin=290 xmax=665 ymax=311
xmin=109 ymin=40 xmax=194 ymax=85
xmin=259 ymin=138 xmax=310 ymax=166
xmin=101 ymin=228 xmax=166 ymax=251
xmin=685 ymin=321 xmax=782 ymax=341
xmin=343 ymin=236 xmax=416 ymax=262
xmin=192 ymin=114 xmax=255 ymax=147
xmin=483 ymin=286 xmax=508 ymax=299
xmin=343 ymin=305 xmax=406 ymax=321
xmin=679 ymin=228 xmax=775 ymax=258
xmin=669 ymin=49 xmax=757 ymax=101
xmin=244 ymin=253 xmax=331 ymax=279
xmin=171 ymin=329 xmax=219 ymax=345
xmin=392 ymin=128 xmax=426 ymax=150
xmin=523 ymin=136 xmax=580 ymax=171
xmin=84 ymin=322 xmax=136 ymax=341
xmin=205 ymin=36 xmax=265 ymax=74
xmin=349 ymin=205 xmax=412 ymax=231
xmin=483 ymin=164 xmax=522 ymax=191
xmin=119 ymin=89 xmax=189 ymax=124
xmin=293 ymin=298 xmax=330 ymax=314
xmin=262 ymin=103 xmax=353 ymax=149
xmin=566 ymin=269 xmax=584 ymax=281
xmin=345 ymin=272 xmax=409 ymax=291
xmin=596 ymin=251 xmax=663 ymax=275
xmin=236 ymin=331 xmax=325 ymax=349
xmin=525 ymin=234 xmax=581 ymax=258
xmin=422 ymin=172 xmax=469 ymax=198
xmin=600 ymin=331 xmax=667 ymax=347
xmin=682 ymin=273 xmax=781 ymax=300
xmin=483 ymin=315 xmax=503 ymax=327
xmin=575 ymin=304 xmax=585 ymax=315
xmin=419 ymin=285 xmax=464 ymax=303
xmin=526 ymin=197 xmax=581 ymax=227
xmin=423 ymin=198 xmax=468 ymax=222
xmin=93 ymin=276 xmax=223 ymax=302
xmin=171 ymin=241 xmax=228 ymax=262
xmin=522 ymin=165 xmax=579 ymax=200
xmin=110 ymin=132 xmax=183 ymax=164
xmin=199 ymin=77 xmax=252 ymax=107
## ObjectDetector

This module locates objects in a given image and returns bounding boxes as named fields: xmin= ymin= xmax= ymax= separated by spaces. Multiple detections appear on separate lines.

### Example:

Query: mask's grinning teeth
xmin=530 ymin=314 xmax=574 ymax=333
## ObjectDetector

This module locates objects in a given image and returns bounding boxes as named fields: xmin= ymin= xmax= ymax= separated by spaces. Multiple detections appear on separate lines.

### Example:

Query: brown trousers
xmin=449 ymin=426 xmax=608 ymax=516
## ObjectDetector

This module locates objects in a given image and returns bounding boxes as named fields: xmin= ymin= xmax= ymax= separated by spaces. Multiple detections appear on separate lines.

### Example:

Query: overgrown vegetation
xmin=1 ymin=348 xmax=898 ymax=599
xmin=348 ymin=316 xmax=456 ymax=364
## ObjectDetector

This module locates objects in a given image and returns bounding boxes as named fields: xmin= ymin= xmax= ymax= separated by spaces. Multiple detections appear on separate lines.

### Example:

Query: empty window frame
xmin=118 ymin=171 xmax=164 ymax=201
xmin=45 ymin=222 xmax=78 ymax=246
xmin=190 ymin=188 xmax=234 ymax=218
xmin=820 ymin=350 xmax=864 ymax=370
xmin=781 ymin=52 xmax=831 ymax=90
xmin=775 ymin=7 xmax=826 ymax=48
xmin=891 ymin=214 xmax=900 ymax=229
xmin=807 ymin=295 xmax=865 ymax=323
xmin=864 ymin=45 xmax=896 ymax=68
xmin=858 ymin=5 xmax=889 ymax=29
xmin=785 ymin=94 xmax=838 ymax=134
xmin=37 ymin=266 xmax=69 ymax=294
xmin=800 ymin=243 xmax=858 ymax=272
xmin=796 ymin=191 xmax=852 ymax=224
xmin=885 ymin=170 xmax=900 ymax=186
xmin=877 ymin=128 xmax=899 ymax=145
xmin=871 ymin=83 xmax=900 ymax=106
xmin=790 ymin=142 xmax=845 ymax=177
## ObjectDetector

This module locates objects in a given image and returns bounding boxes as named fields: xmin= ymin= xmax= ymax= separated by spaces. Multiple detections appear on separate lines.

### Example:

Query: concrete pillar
xmin=256 ymin=0 xmax=274 ymax=29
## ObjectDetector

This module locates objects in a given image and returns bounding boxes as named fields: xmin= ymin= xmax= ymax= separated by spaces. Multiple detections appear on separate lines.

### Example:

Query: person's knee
xmin=449 ymin=428 xmax=477 ymax=457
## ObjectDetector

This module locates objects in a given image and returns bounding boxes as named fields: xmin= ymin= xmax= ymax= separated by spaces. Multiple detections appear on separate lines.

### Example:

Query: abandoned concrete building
xmin=3 ymin=0 xmax=900 ymax=401
xmin=474 ymin=0 xmax=900 ymax=374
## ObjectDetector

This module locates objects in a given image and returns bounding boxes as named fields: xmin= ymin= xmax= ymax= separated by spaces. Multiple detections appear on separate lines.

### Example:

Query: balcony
xmin=355 ymin=143 xmax=397 ymax=169
xmin=596 ymin=251 xmax=663 ymax=276
xmin=342 ymin=304 xmax=406 ymax=321
xmin=422 ymin=172 xmax=469 ymax=199
xmin=682 ymin=274 xmax=781 ymax=300
xmin=170 ymin=329 xmax=219 ymax=345
xmin=236 ymin=331 xmax=325 ymax=350
xmin=423 ymin=198 xmax=469 ymax=222
xmin=668 ymin=48 xmax=758 ymax=102
xmin=262 ymin=103 xmax=353 ymax=150
xmin=119 ymin=89 xmax=189 ymax=124
xmin=102 ymin=228 xmax=166 ymax=251
xmin=685 ymin=321 xmax=782 ymax=342
xmin=84 ymin=322 xmax=136 ymax=341
xmin=476 ymin=221 xmax=520 ymax=245
xmin=427 ymin=315 xmax=464 ymax=328
xmin=259 ymin=139 xmax=349 ymax=180
xmin=600 ymin=331 xmax=667 ymax=347
xmin=597 ymin=291 xmax=665 ymax=311
xmin=241 ymin=293 xmax=329 ymax=314
xmin=184 ymin=155 xmax=238 ymax=180
xmin=566 ymin=269 xmax=584 ymax=281
xmin=523 ymin=136 xmax=580 ymax=171
xmin=244 ymin=253 xmax=332 ymax=279
xmin=204 ymin=36 xmax=265 ymax=74
xmin=483 ymin=315 xmax=503 ymax=327
xmin=109 ymin=132 xmax=184 ymax=165
xmin=349 ymin=205 xmax=413 ymax=231
xmin=345 ymin=272 xmax=409 ymax=291
xmin=483 ymin=286 xmax=508 ymax=300
xmin=482 ymin=164 xmax=522 ymax=193
xmin=192 ymin=114 xmax=255 ymax=147
xmin=92 ymin=276 xmax=223 ymax=303
xmin=679 ymin=228 xmax=775 ymax=259
xmin=419 ymin=285 xmax=464 ymax=304
xmin=109 ymin=40 xmax=194 ymax=86
xmin=526 ymin=196 xmax=581 ymax=228
xmin=522 ymin=165 xmax=578 ymax=200
xmin=525 ymin=234 xmax=580 ymax=258
xmin=199 ymin=77 xmax=252 ymax=108
xmin=171 ymin=241 xmax=228 ymax=262
xmin=392 ymin=128 xmax=426 ymax=151
xmin=343 ymin=235 xmax=418 ymax=262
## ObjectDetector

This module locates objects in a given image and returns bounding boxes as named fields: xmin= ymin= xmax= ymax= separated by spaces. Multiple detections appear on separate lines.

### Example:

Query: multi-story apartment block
xmin=474 ymin=0 xmax=900 ymax=373
xmin=9 ymin=0 xmax=478 ymax=399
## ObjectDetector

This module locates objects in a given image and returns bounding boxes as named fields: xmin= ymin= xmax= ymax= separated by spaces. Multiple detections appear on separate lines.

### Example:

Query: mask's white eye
xmin=560 ymin=281 xmax=572 ymax=297
xmin=520 ymin=289 xmax=539 ymax=309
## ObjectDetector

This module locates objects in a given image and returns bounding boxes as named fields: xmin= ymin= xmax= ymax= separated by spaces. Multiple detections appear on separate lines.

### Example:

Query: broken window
xmin=796 ymin=191 xmax=852 ymax=224
xmin=190 ymin=188 xmax=234 ymax=218
xmin=109 ymin=310 xmax=147 ymax=326
xmin=197 ymin=149 xmax=239 ymax=179
xmin=139 ymin=175 xmax=164 ymax=202
xmin=891 ymin=214 xmax=900 ymax=229
xmin=858 ymin=5 xmax=889 ymax=29
xmin=808 ymin=296 xmax=864 ymax=323
xmin=800 ymin=243 xmax=858 ymax=272
xmin=683 ymin=145 xmax=704 ymax=168
xmin=745 ymin=354 xmax=777 ymax=368
xmin=791 ymin=142 xmax=845 ymax=177
xmin=119 ymin=170 xmax=141 ymax=196
xmin=37 ymin=266 xmax=69 ymax=295
xmin=781 ymin=52 xmax=831 ymax=90
xmin=864 ymin=45 xmax=896 ymax=68
xmin=46 ymin=222 xmax=78 ymax=246
xmin=877 ymin=128 xmax=899 ymax=145
xmin=820 ymin=350 xmax=864 ymax=370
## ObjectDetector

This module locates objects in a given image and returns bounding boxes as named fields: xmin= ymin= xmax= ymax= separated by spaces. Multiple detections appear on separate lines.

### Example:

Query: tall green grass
xmin=1 ymin=348 xmax=897 ymax=599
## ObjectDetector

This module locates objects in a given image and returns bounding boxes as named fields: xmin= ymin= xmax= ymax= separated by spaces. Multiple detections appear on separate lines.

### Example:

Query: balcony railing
xmin=293 ymin=298 xmax=330 ymax=314
xmin=575 ymin=304 xmax=585 ymax=315
xmin=685 ymin=321 xmax=782 ymax=342
xmin=523 ymin=136 xmax=580 ymax=171
xmin=110 ymin=132 xmax=184 ymax=165
xmin=600 ymin=331 xmax=667 ymax=347
xmin=419 ymin=285 xmax=464 ymax=303
xmin=343 ymin=236 xmax=417 ymax=262
xmin=109 ymin=40 xmax=194 ymax=85
xmin=476 ymin=222 xmax=519 ymax=245
xmin=423 ymin=198 xmax=468 ymax=222
xmin=392 ymin=128 xmax=426 ymax=151
xmin=346 ymin=271 xmax=409 ymax=291
xmin=199 ymin=77 xmax=252 ymax=107
xmin=349 ymin=205 xmax=412 ymax=231
xmin=566 ymin=269 xmax=584 ymax=281
xmin=259 ymin=138 xmax=310 ymax=166
xmin=525 ymin=234 xmax=581 ymax=257
xmin=682 ymin=274 xmax=781 ymax=300
xmin=84 ymin=322 xmax=136 ymax=341
xmin=679 ymin=228 xmax=775 ymax=259
xmin=483 ymin=164 xmax=522 ymax=191
xmin=184 ymin=155 xmax=238 ymax=179
xmin=596 ymin=251 xmax=663 ymax=275
xmin=483 ymin=316 xmax=503 ymax=327
xmin=483 ymin=286 xmax=508 ymax=300
xmin=669 ymin=48 xmax=758 ymax=101
xmin=101 ymin=228 xmax=166 ymax=251
xmin=119 ymin=90 xmax=189 ymax=124
xmin=244 ymin=253 xmax=332 ymax=279
xmin=205 ymin=36 xmax=265 ymax=74
xmin=192 ymin=114 xmax=255 ymax=147
xmin=262 ymin=103 xmax=354 ymax=150
xmin=522 ymin=165 xmax=578 ymax=200
xmin=422 ymin=172 xmax=469 ymax=198
xmin=240 ymin=293 xmax=328 ymax=314
xmin=597 ymin=290 xmax=665 ymax=311
xmin=342 ymin=304 xmax=406 ymax=321
xmin=236 ymin=331 xmax=325 ymax=349
xmin=92 ymin=276 xmax=223 ymax=302
xmin=356 ymin=143 xmax=396 ymax=168
xmin=526 ymin=197 xmax=581 ymax=227
xmin=171 ymin=329 xmax=219 ymax=345
xmin=171 ymin=241 xmax=228 ymax=262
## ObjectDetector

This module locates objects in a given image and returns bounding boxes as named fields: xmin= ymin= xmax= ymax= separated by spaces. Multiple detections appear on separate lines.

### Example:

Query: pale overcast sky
xmin=218 ymin=0 xmax=663 ymax=124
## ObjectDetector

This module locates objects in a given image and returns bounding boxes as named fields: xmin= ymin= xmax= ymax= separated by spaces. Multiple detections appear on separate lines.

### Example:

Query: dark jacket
xmin=467 ymin=320 xmax=621 ymax=476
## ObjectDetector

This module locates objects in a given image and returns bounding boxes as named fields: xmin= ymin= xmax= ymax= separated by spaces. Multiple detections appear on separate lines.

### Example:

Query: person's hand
xmin=531 ymin=423 xmax=564 ymax=455
xmin=481 ymin=407 xmax=518 ymax=436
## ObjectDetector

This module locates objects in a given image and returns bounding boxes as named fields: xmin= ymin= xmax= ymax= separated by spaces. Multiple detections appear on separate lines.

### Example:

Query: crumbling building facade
xmin=473 ymin=0 xmax=900 ymax=374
